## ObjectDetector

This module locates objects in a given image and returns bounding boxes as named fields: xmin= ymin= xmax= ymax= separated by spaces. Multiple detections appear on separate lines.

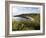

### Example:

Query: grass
xmin=12 ymin=14 xmax=40 ymax=31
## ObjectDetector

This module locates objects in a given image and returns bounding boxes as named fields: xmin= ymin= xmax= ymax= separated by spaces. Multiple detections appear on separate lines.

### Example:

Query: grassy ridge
xmin=12 ymin=14 xmax=40 ymax=31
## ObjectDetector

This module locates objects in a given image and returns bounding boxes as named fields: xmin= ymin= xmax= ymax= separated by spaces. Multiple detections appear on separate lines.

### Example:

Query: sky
xmin=12 ymin=6 xmax=40 ymax=16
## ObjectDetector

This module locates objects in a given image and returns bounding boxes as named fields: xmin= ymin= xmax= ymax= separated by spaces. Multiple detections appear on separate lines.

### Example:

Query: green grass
xmin=12 ymin=14 xmax=40 ymax=31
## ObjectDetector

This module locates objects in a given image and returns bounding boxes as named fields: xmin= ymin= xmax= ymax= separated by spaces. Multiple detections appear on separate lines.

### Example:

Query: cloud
xmin=12 ymin=6 xmax=40 ymax=16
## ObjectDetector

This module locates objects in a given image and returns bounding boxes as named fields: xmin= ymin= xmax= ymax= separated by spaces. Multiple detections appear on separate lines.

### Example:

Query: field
xmin=12 ymin=14 xmax=40 ymax=31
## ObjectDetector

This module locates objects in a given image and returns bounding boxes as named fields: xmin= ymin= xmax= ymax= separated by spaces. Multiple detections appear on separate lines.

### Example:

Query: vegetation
xmin=12 ymin=14 xmax=40 ymax=31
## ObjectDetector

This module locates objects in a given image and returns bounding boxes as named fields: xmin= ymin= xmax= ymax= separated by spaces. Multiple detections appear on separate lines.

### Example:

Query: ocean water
xmin=12 ymin=17 xmax=29 ymax=21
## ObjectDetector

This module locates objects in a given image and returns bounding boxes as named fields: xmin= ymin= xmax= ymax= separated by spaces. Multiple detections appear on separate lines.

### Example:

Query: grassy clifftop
xmin=12 ymin=14 xmax=40 ymax=31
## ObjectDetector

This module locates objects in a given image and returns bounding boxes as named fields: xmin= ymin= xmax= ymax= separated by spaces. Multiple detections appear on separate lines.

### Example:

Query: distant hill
xmin=13 ymin=13 xmax=40 ymax=17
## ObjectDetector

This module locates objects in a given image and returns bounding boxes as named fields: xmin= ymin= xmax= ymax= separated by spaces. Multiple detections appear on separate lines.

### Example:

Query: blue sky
xmin=12 ymin=6 xmax=40 ymax=16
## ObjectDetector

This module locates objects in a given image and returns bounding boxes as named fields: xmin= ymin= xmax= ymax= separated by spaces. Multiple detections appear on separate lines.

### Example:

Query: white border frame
xmin=9 ymin=4 xmax=43 ymax=34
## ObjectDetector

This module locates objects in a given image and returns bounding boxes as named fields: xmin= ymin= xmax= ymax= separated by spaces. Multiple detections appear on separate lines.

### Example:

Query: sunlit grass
xmin=12 ymin=14 xmax=40 ymax=31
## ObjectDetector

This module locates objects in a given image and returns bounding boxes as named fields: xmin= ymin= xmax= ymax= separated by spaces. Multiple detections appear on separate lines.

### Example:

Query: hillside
xmin=12 ymin=14 xmax=40 ymax=31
